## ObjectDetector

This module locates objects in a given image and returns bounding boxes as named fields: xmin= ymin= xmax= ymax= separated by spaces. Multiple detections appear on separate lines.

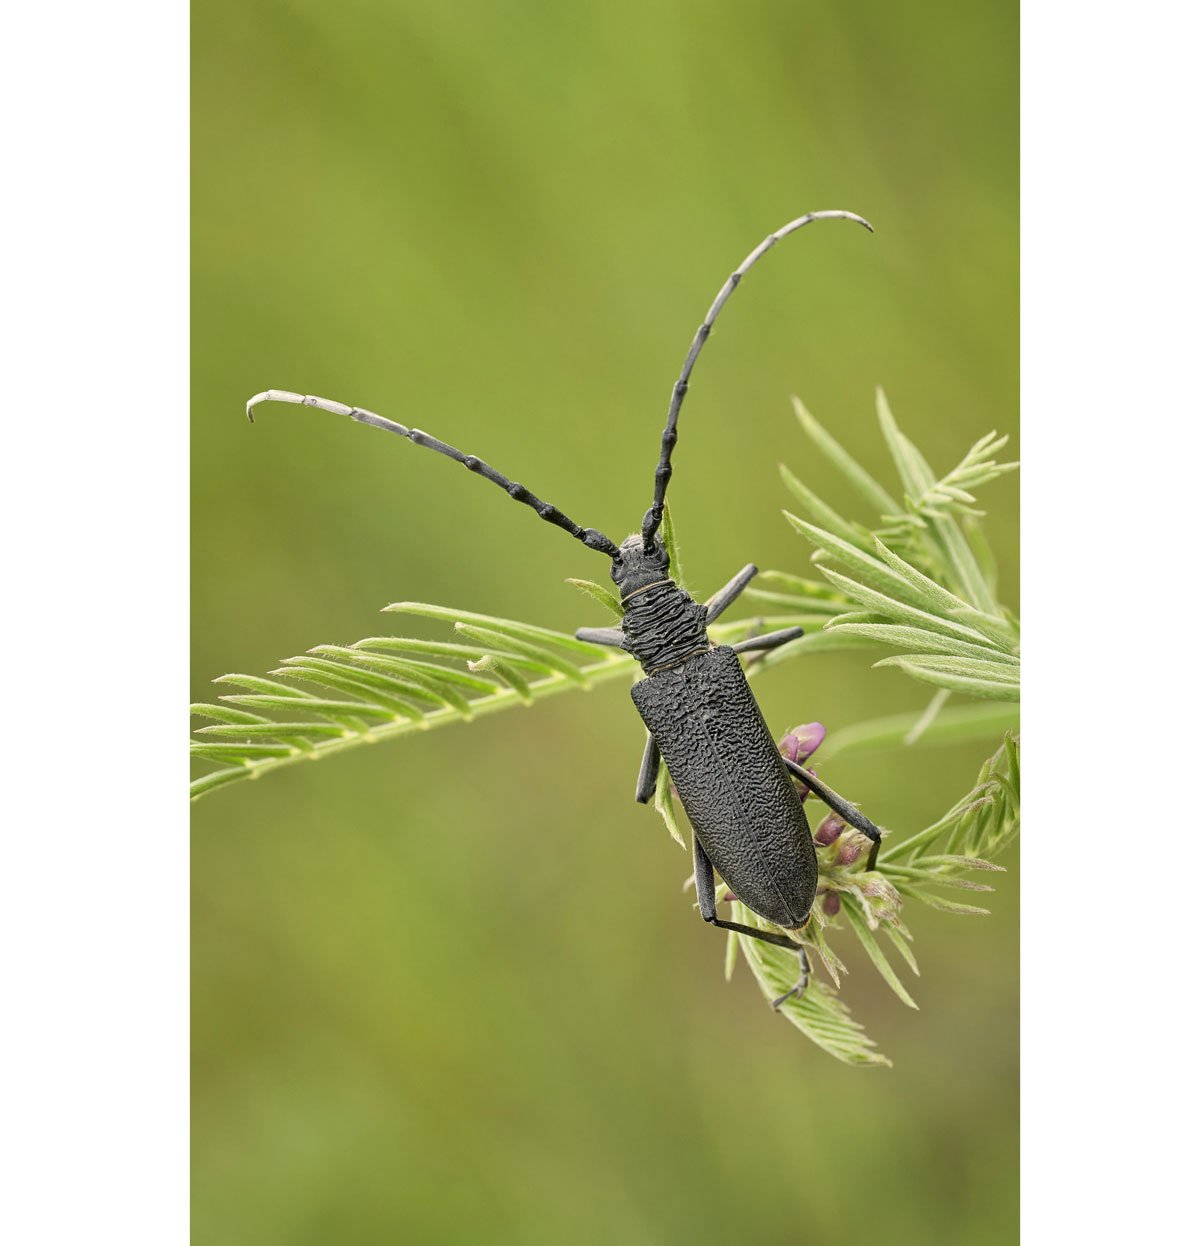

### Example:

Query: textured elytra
xmin=631 ymin=646 xmax=818 ymax=929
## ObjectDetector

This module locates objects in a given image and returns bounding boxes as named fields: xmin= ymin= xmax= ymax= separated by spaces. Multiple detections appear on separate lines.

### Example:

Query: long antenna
xmin=640 ymin=209 xmax=874 ymax=548
xmin=247 ymin=390 xmax=621 ymax=557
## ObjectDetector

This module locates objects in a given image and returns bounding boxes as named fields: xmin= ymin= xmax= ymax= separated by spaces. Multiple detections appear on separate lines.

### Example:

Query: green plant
xmin=192 ymin=392 xmax=1019 ymax=1064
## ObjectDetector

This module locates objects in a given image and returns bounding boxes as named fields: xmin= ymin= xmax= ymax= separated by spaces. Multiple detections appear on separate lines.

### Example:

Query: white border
xmin=3 ymin=3 xmax=188 ymax=1241
xmin=1023 ymin=2 xmax=1198 ymax=1242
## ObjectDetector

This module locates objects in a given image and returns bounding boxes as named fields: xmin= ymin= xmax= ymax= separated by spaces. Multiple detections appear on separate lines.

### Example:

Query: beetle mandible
xmin=247 ymin=210 xmax=884 ymax=1008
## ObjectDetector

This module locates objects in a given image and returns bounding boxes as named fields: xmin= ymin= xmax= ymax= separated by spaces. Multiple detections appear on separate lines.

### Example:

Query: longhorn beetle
xmin=247 ymin=210 xmax=884 ymax=1008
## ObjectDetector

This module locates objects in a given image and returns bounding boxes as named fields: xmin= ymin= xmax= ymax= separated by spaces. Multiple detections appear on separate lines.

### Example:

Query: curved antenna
xmin=247 ymin=390 xmax=621 ymax=558
xmin=640 ymin=209 xmax=874 ymax=548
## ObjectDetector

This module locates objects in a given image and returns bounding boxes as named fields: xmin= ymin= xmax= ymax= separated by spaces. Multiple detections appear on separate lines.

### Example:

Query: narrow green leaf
xmin=792 ymin=396 xmax=901 ymax=517
xmin=876 ymin=387 xmax=932 ymax=499
xmin=823 ymin=611 xmax=884 ymax=627
xmin=819 ymin=569 xmax=997 ymax=646
xmin=566 ymin=578 xmax=623 ymax=618
xmin=1004 ymin=733 xmax=1021 ymax=799
xmin=753 ymin=628 xmax=881 ymax=670
xmin=223 ymin=694 xmax=390 ymax=720
xmin=903 ymin=688 xmax=951 ymax=746
xmin=273 ymin=659 xmax=426 ymax=720
xmin=189 ymin=767 xmax=253 ymax=798
xmin=870 ymin=537 xmax=979 ymax=619
xmin=660 ymin=501 xmax=684 ymax=587
xmin=876 ymin=657 xmax=1021 ymax=702
xmin=454 ymin=624 xmax=586 ymax=685
xmin=302 ymin=649 xmax=460 ymax=708
xmin=195 ymin=721 xmax=347 ymax=740
xmin=384 ymin=603 xmax=607 ymax=659
xmin=834 ymin=622 xmax=1018 ymax=663
xmin=743 ymin=588 xmax=847 ymax=614
xmin=822 ymin=703 xmax=1020 ymax=758
xmin=467 ymin=654 xmax=534 ymax=703
xmin=354 ymin=636 xmax=556 ymax=672
xmin=211 ymin=673 xmax=319 ymax=699
xmin=282 ymin=653 xmax=444 ymax=707
xmin=785 ymin=513 xmax=936 ymax=608
xmin=931 ymin=520 xmax=999 ymax=615
xmin=190 ymin=703 xmax=270 ymax=726
xmin=653 ymin=761 xmax=686 ymax=850
xmin=190 ymin=742 xmax=296 ymax=762
xmin=755 ymin=569 xmax=849 ymax=601
xmin=874 ymin=654 xmax=1019 ymax=683
xmin=805 ymin=918 xmax=846 ymax=989
xmin=843 ymin=901 xmax=919 ymax=1009
xmin=779 ymin=463 xmax=875 ymax=551
xmin=910 ymin=875 xmax=995 ymax=893
xmin=308 ymin=647 xmax=477 ymax=715
xmin=881 ymin=924 xmax=920 ymax=976
xmin=315 ymin=648 xmax=501 ymax=694
xmin=934 ymin=853 xmax=1008 ymax=873
xmin=905 ymin=890 xmax=992 ymax=917
xmin=709 ymin=613 xmax=816 ymax=636
xmin=947 ymin=606 xmax=1020 ymax=649
xmin=876 ymin=389 xmax=997 ymax=612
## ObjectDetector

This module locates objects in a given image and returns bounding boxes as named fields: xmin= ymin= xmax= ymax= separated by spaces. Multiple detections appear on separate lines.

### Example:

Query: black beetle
xmin=247 ymin=210 xmax=884 ymax=1007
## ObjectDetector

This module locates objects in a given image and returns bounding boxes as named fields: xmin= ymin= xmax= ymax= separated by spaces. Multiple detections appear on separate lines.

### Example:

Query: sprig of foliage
xmin=758 ymin=393 xmax=1019 ymax=703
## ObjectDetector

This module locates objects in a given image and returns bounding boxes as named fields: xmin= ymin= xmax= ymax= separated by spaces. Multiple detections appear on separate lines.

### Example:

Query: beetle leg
xmin=635 ymin=733 xmax=661 ymax=804
xmin=730 ymin=625 xmax=805 ymax=655
xmin=770 ymin=944 xmax=811 ymax=1011
xmin=574 ymin=626 xmax=625 ymax=647
xmin=692 ymin=833 xmax=801 ymax=951
xmin=705 ymin=564 xmax=758 ymax=622
xmin=781 ymin=758 xmax=885 ymax=871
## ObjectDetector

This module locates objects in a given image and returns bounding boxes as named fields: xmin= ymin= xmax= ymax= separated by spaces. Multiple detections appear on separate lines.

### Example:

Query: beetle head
xmin=610 ymin=533 xmax=671 ymax=598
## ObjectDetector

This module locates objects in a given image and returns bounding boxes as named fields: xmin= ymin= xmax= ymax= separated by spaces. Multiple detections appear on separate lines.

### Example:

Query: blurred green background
xmin=193 ymin=1 xmax=1018 ymax=1242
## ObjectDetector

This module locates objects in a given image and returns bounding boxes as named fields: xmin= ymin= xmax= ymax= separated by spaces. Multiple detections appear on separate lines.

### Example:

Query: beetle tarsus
xmin=771 ymin=946 xmax=811 ymax=1010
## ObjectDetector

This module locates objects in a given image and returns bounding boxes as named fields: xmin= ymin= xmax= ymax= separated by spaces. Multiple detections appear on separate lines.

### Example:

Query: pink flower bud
xmin=778 ymin=722 xmax=826 ymax=766
xmin=814 ymin=813 xmax=846 ymax=846
xmin=822 ymin=891 xmax=842 ymax=917
xmin=835 ymin=837 xmax=862 ymax=866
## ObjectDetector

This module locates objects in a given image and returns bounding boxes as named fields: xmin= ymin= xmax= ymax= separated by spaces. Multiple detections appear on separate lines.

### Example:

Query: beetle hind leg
xmin=770 ymin=944 xmax=811 ymax=1010
xmin=692 ymin=832 xmax=800 ymax=951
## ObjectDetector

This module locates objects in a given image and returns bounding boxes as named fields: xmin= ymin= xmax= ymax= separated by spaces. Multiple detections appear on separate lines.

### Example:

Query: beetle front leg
xmin=705 ymin=564 xmax=758 ymax=622
xmin=575 ymin=626 xmax=624 ymax=647
xmin=781 ymin=758 xmax=885 ymax=871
